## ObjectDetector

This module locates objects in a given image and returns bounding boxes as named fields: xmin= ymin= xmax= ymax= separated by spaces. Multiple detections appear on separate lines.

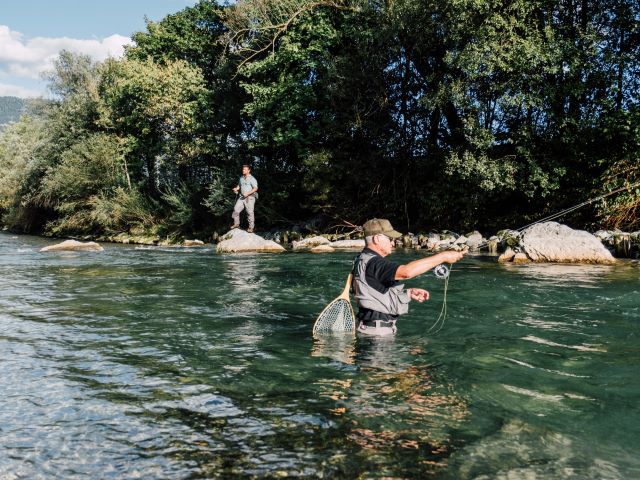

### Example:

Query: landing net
xmin=313 ymin=298 xmax=355 ymax=334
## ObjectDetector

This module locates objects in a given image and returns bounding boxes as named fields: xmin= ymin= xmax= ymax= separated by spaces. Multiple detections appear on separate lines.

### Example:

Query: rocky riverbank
xmin=39 ymin=221 xmax=637 ymax=261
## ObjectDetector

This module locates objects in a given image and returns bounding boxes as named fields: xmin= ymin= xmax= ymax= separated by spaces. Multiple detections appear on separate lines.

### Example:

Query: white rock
xmin=498 ymin=247 xmax=516 ymax=263
xmin=183 ymin=239 xmax=205 ymax=247
xmin=486 ymin=236 xmax=500 ymax=253
xmin=216 ymin=229 xmax=286 ymax=253
xmin=436 ymin=239 xmax=454 ymax=248
xmin=593 ymin=230 xmax=612 ymax=241
xmin=310 ymin=245 xmax=335 ymax=253
xmin=454 ymin=235 xmax=468 ymax=245
xmin=329 ymin=239 xmax=366 ymax=249
xmin=292 ymin=235 xmax=330 ymax=251
xmin=466 ymin=231 xmax=484 ymax=249
xmin=519 ymin=222 xmax=615 ymax=264
xmin=40 ymin=240 xmax=104 ymax=252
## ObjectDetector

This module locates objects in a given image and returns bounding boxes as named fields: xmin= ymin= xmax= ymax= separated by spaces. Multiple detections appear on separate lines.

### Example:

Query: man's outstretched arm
xmin=395 ymin=250 xmax=465 ymax=280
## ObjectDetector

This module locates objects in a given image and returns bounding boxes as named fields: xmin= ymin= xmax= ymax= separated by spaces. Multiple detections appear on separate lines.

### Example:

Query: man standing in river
xmin=353 ymin=218 xmax=465 ymax=336
xmin=231 ymin=164 xmax=258 ymax=233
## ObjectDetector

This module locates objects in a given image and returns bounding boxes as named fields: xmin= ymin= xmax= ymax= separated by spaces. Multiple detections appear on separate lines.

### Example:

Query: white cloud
xmin=0 ymin=82 xmax=42 ymax=98
xmin=0 ymin=25 xmax=133 ymax=97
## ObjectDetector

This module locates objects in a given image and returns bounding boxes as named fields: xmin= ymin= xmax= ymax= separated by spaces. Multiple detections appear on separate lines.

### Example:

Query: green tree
xmin=3 ymin=0 xmax=639 ymax=236
xmin=98 ymin=57 xmax=207 ymax=194
xmin=36 ymin=133 xmax=133 ymax=235
xmin=0 ymin=116 xmax=50 ymax=230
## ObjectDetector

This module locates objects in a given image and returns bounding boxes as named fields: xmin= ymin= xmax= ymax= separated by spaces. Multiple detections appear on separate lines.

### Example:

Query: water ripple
xmin=1 ymin=233 xmax=639 ymax=478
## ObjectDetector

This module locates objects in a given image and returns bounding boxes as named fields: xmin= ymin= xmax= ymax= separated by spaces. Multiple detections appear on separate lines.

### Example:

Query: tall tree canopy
xmin=1 ymin=0 xmax=638 ymax=237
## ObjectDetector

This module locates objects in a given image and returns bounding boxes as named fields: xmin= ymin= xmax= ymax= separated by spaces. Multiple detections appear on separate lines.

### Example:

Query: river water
xmin=1 ymin=232 xmax=638 ymax=479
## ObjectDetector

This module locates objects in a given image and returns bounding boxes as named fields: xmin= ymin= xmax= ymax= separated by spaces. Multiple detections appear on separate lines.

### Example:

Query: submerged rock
xmin=40 ymin=240 xmax=104 ymax=252
xmin=519 ymin=222 xmax=615 ymax=264
xmin=216 ymin=229 xmax=285 ymax=253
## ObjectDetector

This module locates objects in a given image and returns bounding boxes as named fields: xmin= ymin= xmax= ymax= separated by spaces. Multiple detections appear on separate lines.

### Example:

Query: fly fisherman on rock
xmin=353 ymin=218 xmax=465 ymax=336
xmin=231 ymin=164 xmax=258 ymax=233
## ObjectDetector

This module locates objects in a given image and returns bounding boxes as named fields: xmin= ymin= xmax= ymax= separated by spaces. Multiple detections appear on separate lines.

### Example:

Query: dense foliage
xmin=1 ymin=0 xmax=639 ymax=238
xmin=0 ymin=96 xmax=25 ymax=128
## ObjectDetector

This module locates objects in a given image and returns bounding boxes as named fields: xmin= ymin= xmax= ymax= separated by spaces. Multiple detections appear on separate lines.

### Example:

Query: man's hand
xmin=408 ymin=288 xmax=429 ymax=302
xmin=440 ymin=250 xmax=466 ymax=264
xmin=232 ymin=186 xmax=239 ymax=194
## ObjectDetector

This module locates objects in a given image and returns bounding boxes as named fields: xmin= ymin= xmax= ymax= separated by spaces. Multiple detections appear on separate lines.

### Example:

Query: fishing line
xmin=475 ymin=179 xmax=640 ymax=250
xmin=425 ymin=179 xmax=640 ymax=334
xmin=427 ymin=265 xmax=451 ymax=334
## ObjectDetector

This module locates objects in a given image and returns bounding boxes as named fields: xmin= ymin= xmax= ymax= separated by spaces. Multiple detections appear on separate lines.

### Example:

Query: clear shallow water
xmin=1 ymin=232 xmax=639 ymax=479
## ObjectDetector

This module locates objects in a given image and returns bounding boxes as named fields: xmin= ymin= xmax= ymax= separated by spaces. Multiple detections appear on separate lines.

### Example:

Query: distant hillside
xmin=0 ymin=96 xmax=26 ymax=128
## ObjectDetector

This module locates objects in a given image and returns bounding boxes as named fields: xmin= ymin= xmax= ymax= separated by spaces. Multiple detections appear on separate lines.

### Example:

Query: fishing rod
xmin=433 ymin=179 xmax=640 ymax=277
xmin=426 ymin=179 xmax=640 ymax=333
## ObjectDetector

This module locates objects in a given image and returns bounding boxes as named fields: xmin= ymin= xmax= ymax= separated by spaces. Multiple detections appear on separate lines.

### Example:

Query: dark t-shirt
xmin=360 ymin=248 xmax=399 ymax=293
xmin=354 ymin=248 xmax=400 ymax=321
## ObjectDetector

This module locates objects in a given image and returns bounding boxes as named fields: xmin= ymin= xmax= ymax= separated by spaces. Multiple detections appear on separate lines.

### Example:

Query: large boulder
xmin=465 ymin=231 xmax=484 ymax=250
xmin=40 ymin=240 xmax=104 ymax=252
xmin=292 ymin=235 xmax=330 ymax=251
xmin=216 ymin=229 xmax=285 ymax=253
xmin=519 ymin=222 xmax=615 ymax=264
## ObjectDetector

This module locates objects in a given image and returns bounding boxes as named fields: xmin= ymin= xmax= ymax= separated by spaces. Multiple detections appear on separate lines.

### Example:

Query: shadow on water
xmin=1 ymin=233 xmax=639 ymax=478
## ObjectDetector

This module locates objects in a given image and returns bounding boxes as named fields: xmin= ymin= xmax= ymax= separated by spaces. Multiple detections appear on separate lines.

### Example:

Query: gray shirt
xmin=239 ymin=174 xmax=258 ymax=197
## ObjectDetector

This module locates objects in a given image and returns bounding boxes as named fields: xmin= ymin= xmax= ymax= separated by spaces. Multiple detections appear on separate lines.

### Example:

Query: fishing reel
xmin=433 ymin=263 xmax=450 ymax=280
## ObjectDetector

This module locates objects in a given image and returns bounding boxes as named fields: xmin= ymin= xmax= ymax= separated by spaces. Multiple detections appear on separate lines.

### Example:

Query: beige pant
xmin=232 ymin=196 xmax=255 ymax=229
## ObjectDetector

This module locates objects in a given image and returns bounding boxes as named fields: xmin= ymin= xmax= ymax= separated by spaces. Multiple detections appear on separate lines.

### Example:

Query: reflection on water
xmin=505 ymin=261 xmax=620 ymax=287
xmin=521 ymin=334 xmax=607 ymax=352
xmin=311 ymin=333 xmax=356 ymax=365
xmin=1 ymin=232 xmax=639 ymax=478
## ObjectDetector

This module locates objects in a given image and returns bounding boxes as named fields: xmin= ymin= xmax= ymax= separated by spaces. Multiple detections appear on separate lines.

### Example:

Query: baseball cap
xmin=362 ymin=218 xmax=402 ymax=238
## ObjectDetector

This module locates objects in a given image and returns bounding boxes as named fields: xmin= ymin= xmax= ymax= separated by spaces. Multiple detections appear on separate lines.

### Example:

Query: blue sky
xmin=1 ymin=0 xmax=198 ymax=97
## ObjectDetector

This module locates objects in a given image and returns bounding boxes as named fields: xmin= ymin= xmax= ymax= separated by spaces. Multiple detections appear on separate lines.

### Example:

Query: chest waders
xmin=352 ymin=252 xmax=411 ymax=335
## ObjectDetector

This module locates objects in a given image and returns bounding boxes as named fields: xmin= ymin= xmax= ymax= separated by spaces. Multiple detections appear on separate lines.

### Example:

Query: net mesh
xmin=313 ymin=298 xmax=356 ymax=334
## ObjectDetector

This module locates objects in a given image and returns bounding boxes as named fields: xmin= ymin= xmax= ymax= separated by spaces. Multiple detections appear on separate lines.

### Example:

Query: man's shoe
xmin=247 ymin=228 xmax=254 ymax=233
xmin=230 ymin=224 xmax=239 ymax=229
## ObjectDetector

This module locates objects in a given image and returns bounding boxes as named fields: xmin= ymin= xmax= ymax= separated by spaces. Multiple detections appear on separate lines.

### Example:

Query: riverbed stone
xmin=310 ymin=245 xmax=335 ymax=253
xmin=498 ymin=247 xmax=516 ymax=263
xmin=487 ymin=236 xmax=500 ymax=253
xmin=612 ymin=232 xmax=633 ymax=257
xmin=329 ymin=239 xmax=365 ymax=249
xmin=594 ymin=230 xmax=613 ymax=242
xmin=425 ymin=233 xmax=440 ymax=250
xmin=40 ymin=240 xmax=104 ymax=252
xmin=512 ymin=252 xmax=530 ymax=264
xmin=183 ymin=239 xmax=205 ymax=247
xmin=292 ymin=235 xmax=330 ymax=251
xmin=216 ymin=229 xmax=285 ymax=253
xmin=498 ymin=229 xmax=520 ymax=249
xmin=466 ymin=231 xmax=484 ymax=250
xmin=519 ymin=222 xmax=615 ymax=264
